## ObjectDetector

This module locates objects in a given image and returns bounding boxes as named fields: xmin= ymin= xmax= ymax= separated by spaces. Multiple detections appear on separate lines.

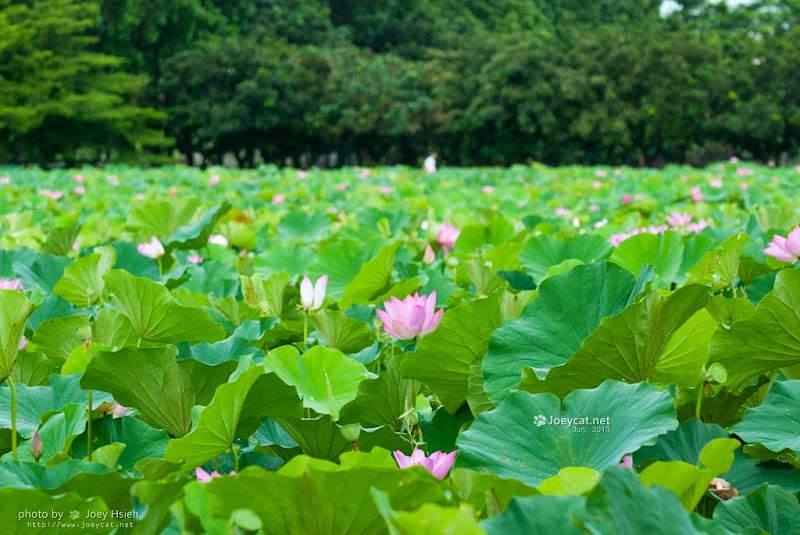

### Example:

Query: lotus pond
xmin=1 ymin=162 xmax=800 ymax=534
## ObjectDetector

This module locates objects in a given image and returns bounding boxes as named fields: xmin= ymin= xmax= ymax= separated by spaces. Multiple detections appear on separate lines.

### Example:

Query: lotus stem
xmin=303 ymin=310 xmax=309 ymax=351
xmin=8 ymin=376 xmax=17 ymax=461
xmin=232 ymin=445 xmax=239 ymax=472
xmin=87 ymin=389 xmax=93 ymax=461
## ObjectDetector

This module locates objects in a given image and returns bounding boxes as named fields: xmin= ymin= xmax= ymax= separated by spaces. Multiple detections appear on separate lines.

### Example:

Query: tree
xmin=0 ymin=0 xmax=168 ymax=164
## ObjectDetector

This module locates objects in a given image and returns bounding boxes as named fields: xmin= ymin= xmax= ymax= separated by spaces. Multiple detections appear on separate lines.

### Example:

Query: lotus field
xmin=3 ymin=162 xmax=800 ymax=534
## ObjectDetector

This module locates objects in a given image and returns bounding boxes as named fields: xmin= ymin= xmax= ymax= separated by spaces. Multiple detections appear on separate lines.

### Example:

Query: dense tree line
xmin=1 ymin=0 xmax=799 ymax=167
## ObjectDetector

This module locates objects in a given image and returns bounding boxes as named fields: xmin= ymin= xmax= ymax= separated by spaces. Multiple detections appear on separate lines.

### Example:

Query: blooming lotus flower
xmin=297 ymin=170 xmax=308 ymax=180
xmin=729 ymin=156 xmax=739 ymax=164
xmin=620 ymin=455 xmax=633 ymax=469
xmin=208 ymin=175 xmax=220 ymax=186
xmin=187 ymin=254 xmax=203 ymax=264
xmin=39 ymin=189 xmax=64 ymax=201
xmin=0 ymin=278 xmax=23 ymax=291
xmin=436 ymin=223 xmax=460 ymax=255
xmin=423 ymin=244 xmax=435 ymax=265
xmin=666 ymin=211 xmax=692 ymax=228
xmin=554 ymin=207 xmax=569 ymax=216
xmin=621 ymin=194 xmax=631 ymax=206
xmin=0 ymin=176 xmax=9 ymax=185
xmin=764 ymin=227 xmax=800 ymax=264
xmin=168 ymin=187 xmax=178 ymax=196
xmin=686 ymin=219 xmax=710 ymax=234
xmin=736 ymin=167 xmax=753 ymax=177
xmin=710 ymin=176 xmax=723 ymax=188
xmin=393 ymin=449 xmax=457 ymax=479
xmin=595 ymin=169 xmax=608 ymax=177
xmin=300 ymin=275 xmax=328 ymax=311
xmin=73 ymin=174 xmax=84 ymax=184
xmin=337 ymin=183 xmax=347 ymax=191
xmin=137 ymin=237 xmax=165 ymax=259
xmin=482 ymin=185 xmax=494 ymax=194
xmin=195 ymin=467 xmax=236 ymax=483
xmin=272 ymin=194 xmax=285 ymax=205
xmin=690 ymin=186 xmax=703 ymax=203
xmin=379 ymin=186 xmax=392 ymax=195
xmin=74 ymin=186 xmax=86 ymax=196
xmin=589 ymin=204 xmax=599 ymax=212
xmin=208 ymin=234 xmax=228 ymax=247
xmin=358 ymin=169 xmax=370 ymax=179
xmin=377 ymin=292 xmax=443 ymax=340
xmin=107 ymin=175 xmax=120 ymax=187
xmin=740 ymin=182 xmax=749 ymax=190
xmin=592 ymin=180 xmax=603 ymax=189
xmin=594 ymin=218 xmax=608 ymax=229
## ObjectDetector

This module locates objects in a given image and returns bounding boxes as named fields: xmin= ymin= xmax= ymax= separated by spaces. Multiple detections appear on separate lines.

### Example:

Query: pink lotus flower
xmin=18 ymin=337 xmax=27 ymax=350
xmin=482 ymin=185 xmax=494 ymax=194
xmin=620 ymin=455 xmax=633 ymax=469
xmin=73 ymin=174 xmax=84 ymax=184
xmin=272 ymin=194 xmax=285 ymax=205
xmin=106 ymin=402 xmax=131 ymax=418
xmin=377 ymin=292 xmax=443 ymax=340
xmin=592 ymin=180 xmax=603 ymax=189
xmin=436 ymin=223 xmax=460 ymax=255
xmin=338 ymin=213 xmax=346 ymax=221
xmin=764 ymin=227 xmax=800 ymax=263
xmin=137 ymin=237 xmax=165 ymax=259
xmin=208 ymin=175 xmax=220 ymax=186
xmin=39 ymin=189 xmax=64 ymax=201
xmin=729 ymin=156 xmax=739 ymax=164
xmin=74 ymin=186 xmax=85 ymax=196
xmin=621 ymin=194 xmax=632 ymax=206
xmin=208 ymin=234 xmax=228 ymax=247
xmin=358 ymin=169 xmax=371 ymax=179
xmin=0 ymin=279 xmax=23 ymax=291
xmin=554 ymin=207 xmax=569 ymax=216
xmin=595 ymin=169 xmax=608 ymax=177
xmin=740 ymin=182 xmax=749 ymax=190
xmin=297 ymin=170 xmax=308 ymax=180
xmin=594 ymin=218 xmax=608 ymax=229
xmin=736 ymin=167 xmax=753 ymax=177
xmin=666 ymin=211 xmax=692 ymax=228
xmin=107 ymin=175 xmax=120 ymax=187
xmin=0 ymin=177 xmax=9 ymax=185
xmin=168 ymin=187 xmax=178 ymax=196
xmin=337 ymin=183 xmax=347 ymax=191
xmin=135 ymin=193 xmax=145 ymax=200
xmin=614 ymin=169 xmax=622 ymax=176
xmin=31 ymin=431 xmax=43 ymax=460
xmin=589 ymin=204 xmax=599 ymax=212
xmin=690 ymin=186 xmax=703 ymax=203
xmin=393 ymin=449 xmax=457 ymax=479
xmin=686 ymin=219 xmax=710 ymax=234
xmin=195 ymin=467 xmax=236 ymax=483
xmin=423 ymin=244 xmax=435 ymax=265
xmin=187 ymin=254 xmax=203 ymax=264
xmin=710 ymin=176 xmax=723 ymax=188
xmin=300 ymin=275 xmax=328 ymax=311
xmin=379 ymin=186 xmax=392 ymax=195
xmin=72 ymin=242 xmax=80 ymax=251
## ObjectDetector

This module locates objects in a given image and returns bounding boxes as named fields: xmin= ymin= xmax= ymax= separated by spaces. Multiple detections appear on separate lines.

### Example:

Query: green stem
xmin=87 ymin=389 xmax=93 ymax=462
xmin=157 ymin=257 xmax=163 ymax=279
xmin=8 ymin=376 xmax=17 ymax=461
xmin=303 ymin=310 xmax=309 ymax=351
xmin=231 ymin=446 xmax=239 ymax=473
xmin=696 ymin=383 xmax=704 ymax=420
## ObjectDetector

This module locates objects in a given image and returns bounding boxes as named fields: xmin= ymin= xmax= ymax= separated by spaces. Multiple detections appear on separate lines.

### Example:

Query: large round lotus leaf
xmin=456 ymin=380 xmax=678 ymax=486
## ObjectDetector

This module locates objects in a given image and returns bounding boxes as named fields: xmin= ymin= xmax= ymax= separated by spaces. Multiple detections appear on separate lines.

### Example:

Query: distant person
xmin=423 ymin=152 xmax=437 ymax=174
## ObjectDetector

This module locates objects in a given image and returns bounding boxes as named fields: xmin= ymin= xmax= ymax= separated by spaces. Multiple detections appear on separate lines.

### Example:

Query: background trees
xmin=1 ymin=0 xmax=799 ymax=167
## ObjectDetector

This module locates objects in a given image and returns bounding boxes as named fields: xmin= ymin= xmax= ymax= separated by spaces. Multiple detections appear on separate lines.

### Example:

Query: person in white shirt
xmin=423 ymin=152 xmax=437 ymax=174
